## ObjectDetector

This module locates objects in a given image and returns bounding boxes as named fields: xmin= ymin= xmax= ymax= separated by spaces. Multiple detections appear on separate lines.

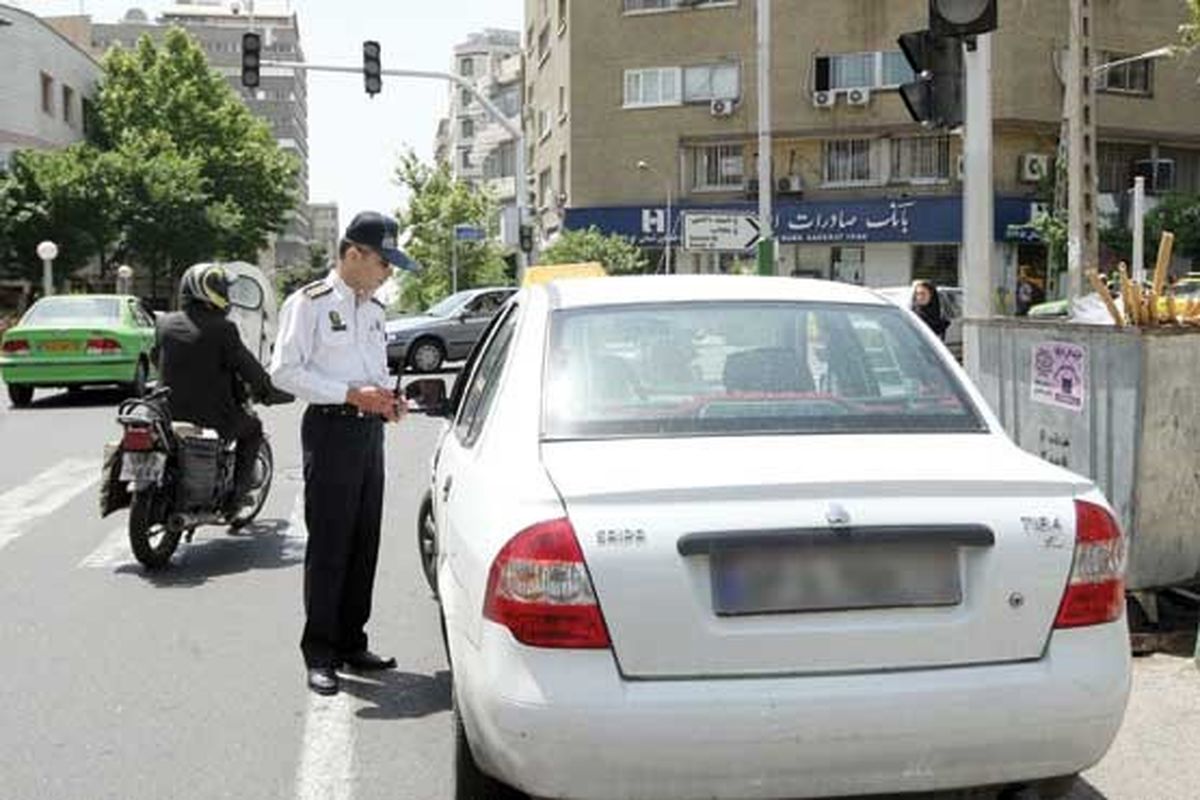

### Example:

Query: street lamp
xmin=116 ymin=265 xmax=134 ymax=295
xmin=636 ymin=160 xmax=673 ymax=274
xmin=36 ymin=241 xmax=58 ymax=297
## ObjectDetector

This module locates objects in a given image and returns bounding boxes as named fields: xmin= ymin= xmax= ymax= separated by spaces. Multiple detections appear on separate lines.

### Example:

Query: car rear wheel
xmin=453 ymin=691 xmax=524 ymax=800
xmin=7 ymin=384 xmax=33 ymax=408
xmin=408 ymin=338 xmax=445 ymax=374
xmin=417 ymin=491 xmax=438 ymax=596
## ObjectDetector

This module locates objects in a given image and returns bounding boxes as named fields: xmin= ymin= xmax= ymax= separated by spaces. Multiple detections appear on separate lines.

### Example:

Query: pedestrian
xmin=270 ymin=211 xmax=407 ymax=696
xmin=911 ymin=280 xmax=950 ymax=340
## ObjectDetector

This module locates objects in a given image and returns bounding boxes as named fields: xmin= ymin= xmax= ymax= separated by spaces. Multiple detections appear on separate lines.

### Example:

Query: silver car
xmin=386 ymin=287 xmax=516 ymax=373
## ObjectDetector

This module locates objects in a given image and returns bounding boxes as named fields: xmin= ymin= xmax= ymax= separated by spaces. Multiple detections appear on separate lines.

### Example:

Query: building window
xmin=559 ymin=153 xmax=568 ymax=204
xmin=1100 ymin=52 xmax=1153 ymax=95
xmin=558 ymin=0 xmax=568 ymax=32
xmin=461 ymin=88 xmax=473 ymax=108
xmin=913 ymin=245 xmax=960 ymax=287
xmin=891 ymin=136 xmax=951 ymax=183
xmin=40 ymin=73 xmax=54 ymax=116
xmin=538 ymin=24 xmax=551 ymax=65
xmin=683 ymin=63 xmax=740 ymax=102
xmin=815 ymin=51 xmax=914 ymax=91
xmin=623 ymin=67 xmax=682 ymax=108
xmin=484 ymin=141 xmax=516 ymax=179
xmin=459 ymin=57 xmax=474 ymax=77
xmin=62 ymin=85 xmax=75 ymax=126
xmin=460 ymin=148 xmax=472 ymax=170
xmin=461 ymin=118 xmax=475 ymax=139
xmin=624 ymin=0 xmax=735 ymax=11
xmin=690 ymin=144 xmax=744 ymax=191
xmin=823 ymin=139 xmax=878 ymax=186
xmin=538 ymin=168 xmax=552 ymax=209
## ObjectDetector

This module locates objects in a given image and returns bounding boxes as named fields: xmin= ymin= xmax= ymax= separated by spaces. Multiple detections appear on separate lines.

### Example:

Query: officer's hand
xmin=347 ymin=386 xmax=397 ymax=418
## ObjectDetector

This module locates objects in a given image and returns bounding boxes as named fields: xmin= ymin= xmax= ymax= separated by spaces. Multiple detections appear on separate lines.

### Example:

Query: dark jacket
xmin=155 ymin=304 xmax=275 ymax=436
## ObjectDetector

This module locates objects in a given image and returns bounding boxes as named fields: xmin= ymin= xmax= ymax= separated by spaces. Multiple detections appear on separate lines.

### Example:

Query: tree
xmin=1184 ymin=0 xmax=1200 ymax=49
xmin=393 ymin=151 xmax=509 ymax=312
xmin=1147 ymin=194 xmax=1200 ymax=268
xmin=538 ymin=226 xmax=649 ymax=275
xmin=95 ymin=28 xmax=298 ymax=271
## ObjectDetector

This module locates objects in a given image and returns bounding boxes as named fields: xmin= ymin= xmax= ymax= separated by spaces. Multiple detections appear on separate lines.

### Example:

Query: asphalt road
xmin=0 ymin=381 xmax=1196 ymax=800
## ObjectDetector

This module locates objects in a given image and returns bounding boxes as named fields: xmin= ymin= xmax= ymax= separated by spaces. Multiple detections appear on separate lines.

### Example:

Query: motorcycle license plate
xmin=119 ymin=452 xmax=167 ymax=483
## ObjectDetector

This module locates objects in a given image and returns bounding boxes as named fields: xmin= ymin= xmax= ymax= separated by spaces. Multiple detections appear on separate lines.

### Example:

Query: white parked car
xmin=405 ymin=275 xmax=1130 ymax=800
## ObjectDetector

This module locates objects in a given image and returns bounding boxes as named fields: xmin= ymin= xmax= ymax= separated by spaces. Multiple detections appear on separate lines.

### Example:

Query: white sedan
xmin=405 ymin=276 xmax=1130 ymax=800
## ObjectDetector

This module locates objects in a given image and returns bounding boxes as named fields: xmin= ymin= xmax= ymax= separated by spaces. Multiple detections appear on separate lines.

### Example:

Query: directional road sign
xmin=682 ymin=213 xmax=761 ymax=252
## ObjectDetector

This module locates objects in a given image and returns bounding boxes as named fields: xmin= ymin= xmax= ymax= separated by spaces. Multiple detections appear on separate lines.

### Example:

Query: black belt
xmin=309 ymin=403 xmax=379 ymax=419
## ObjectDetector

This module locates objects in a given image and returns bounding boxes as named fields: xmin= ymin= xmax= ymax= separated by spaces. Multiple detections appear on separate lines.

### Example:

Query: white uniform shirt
xmin=269 ymin=270 xmax=390 ymax=405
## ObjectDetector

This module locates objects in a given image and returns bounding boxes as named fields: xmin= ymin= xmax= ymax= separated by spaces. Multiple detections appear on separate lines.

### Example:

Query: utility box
xmin=966 ymin=319 xmax=1200 ymax=591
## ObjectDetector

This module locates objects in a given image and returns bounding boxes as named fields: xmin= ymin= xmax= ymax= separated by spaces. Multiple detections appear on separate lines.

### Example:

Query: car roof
xmin=33 ymin=294 xmax=132 ymax=301
xmin=540 ymin=275 xmax=891 ymax=311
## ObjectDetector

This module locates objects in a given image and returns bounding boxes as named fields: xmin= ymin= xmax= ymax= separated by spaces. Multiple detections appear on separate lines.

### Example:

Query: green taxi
xmin=0 ymin=295 xmax=157 ymax=407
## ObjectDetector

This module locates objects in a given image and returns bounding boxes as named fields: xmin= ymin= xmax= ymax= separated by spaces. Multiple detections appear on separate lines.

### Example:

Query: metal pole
xmin=963 ymin=35 xmax=995 ymax=321
xmin=42 ymin=259 xmax=54 ymax=297
xmin=261 ymin=60 xmax=530 ymax=281
xmin=1065 ymin=0 xmax=1099 ymax=299
xmin=665 ymin=179 xmax=673 ymax=275
xmin=451 ymin=237 xmax=458 ymax=294
xmin=755 ymin=0 xmax=773 ymax=276
xmin=1132 ymin=176 xmax=1146 ymax=285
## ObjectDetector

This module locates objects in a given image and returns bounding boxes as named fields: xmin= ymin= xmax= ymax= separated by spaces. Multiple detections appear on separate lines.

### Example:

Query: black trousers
xmin=227 ymin=413 xmax=264 ymax=498
xmin=300 ymin=407 xmax=385 ymax=668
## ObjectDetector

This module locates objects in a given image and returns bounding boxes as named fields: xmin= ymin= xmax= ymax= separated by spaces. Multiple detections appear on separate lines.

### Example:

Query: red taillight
xmin=483 ymin=518 xmax=611 ymax=649
xmin=1054 ymin=500 xmax=1126 ymax=629
xmin=2 ymin=339 xmax=30 ymax=354
xmin=86 ymin=338 xmax=122 ymax=354
xmin=121 ymin=427 xmax=155 ymax=451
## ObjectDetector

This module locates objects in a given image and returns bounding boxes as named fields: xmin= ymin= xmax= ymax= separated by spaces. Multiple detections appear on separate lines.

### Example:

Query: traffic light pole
xmin=258 ymin=60 xmax=530 ymax=280
xmin=962 ymin=34 xmax=995 ymax=322
xmin=755 ymin=0 xmax=774 ymax=276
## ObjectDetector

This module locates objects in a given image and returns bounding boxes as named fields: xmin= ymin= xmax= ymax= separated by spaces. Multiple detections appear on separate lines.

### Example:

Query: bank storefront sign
xmin=563 ymin=196 xmax=1038 ymax=248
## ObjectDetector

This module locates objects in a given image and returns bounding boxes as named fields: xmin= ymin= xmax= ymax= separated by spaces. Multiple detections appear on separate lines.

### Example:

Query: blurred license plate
xmin=119 ymin=452 xmax=166 ymax=482
xmin=42 ymin=340 xmax=79 ymax=352
xmin=711 ymin=544 xmax=961 ymax=616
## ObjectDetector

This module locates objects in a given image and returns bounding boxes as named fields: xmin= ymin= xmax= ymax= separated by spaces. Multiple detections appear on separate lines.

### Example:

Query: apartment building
xmin=308 ymin=201 xmax=339 ymax=264
xmin=0 ymin=4 xmax=101 ymax=171
xmin=435 ymin=29 xmax=524 ymax=246
xmin=526 ymin=0 xmax=1199 ymax=290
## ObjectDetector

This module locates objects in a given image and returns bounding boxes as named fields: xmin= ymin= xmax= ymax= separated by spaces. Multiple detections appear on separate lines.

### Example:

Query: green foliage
xmin=1184 ymin=0 xmax=1200 ymax=49
xmin=1147 ymin=194 xmax=1200 ymax=267
xmin=393 ymin=151 xmax=510 ymax=312
xmin=538 ymin=226 xmax=649 ymax=275
xmin=274 ymin=244 xmax=330 ymax=298
xmin=0 ymin=28 xmax=298 ymax=300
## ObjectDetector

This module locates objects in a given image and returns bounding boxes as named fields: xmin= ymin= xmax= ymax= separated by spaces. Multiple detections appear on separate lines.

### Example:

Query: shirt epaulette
xmin=370 ymin=297 xmax=386 ymax=310
xmin=302 ymin=281 xmax=333 ymax=300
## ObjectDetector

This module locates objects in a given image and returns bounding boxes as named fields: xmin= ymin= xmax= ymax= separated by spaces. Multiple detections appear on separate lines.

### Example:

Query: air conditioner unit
xmin=845 ymin=87 xmax=871 ymax=106
xmin=956 ymin=154 xmax=965 ymax=181
xmin=812 ymin=89 xmax=838 ymax=109
xmin=1020 ymin=153 xmax=1051 ymax=183
xmin=745 ymin=178 xmax=760 ymax=198
xmin=777 ymin=175 xmax=804 ymax=194
xmin=709 ymin=98 xmax=736 ymax=117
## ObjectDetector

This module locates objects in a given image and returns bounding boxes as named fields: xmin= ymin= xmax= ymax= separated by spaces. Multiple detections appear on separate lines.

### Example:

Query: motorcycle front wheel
xmin=129 ymin=488 xmax=181 ymax=570
xmin=230 ymin=438 xmax=274 ymax=530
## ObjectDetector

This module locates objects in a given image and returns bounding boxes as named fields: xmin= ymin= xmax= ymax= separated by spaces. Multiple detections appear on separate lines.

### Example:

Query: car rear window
xmin=22 ymin=297 xmax=121 ymax=326
xmin=542 ymin=301 xmax=985 ymax=440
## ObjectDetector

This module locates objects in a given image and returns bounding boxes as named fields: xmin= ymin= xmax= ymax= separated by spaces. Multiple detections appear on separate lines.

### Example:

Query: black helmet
xmin=179 ymin=263 xmax=231 ymax=311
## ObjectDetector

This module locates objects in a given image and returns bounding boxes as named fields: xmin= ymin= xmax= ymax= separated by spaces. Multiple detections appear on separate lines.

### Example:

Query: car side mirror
xmin=403 ymin=378 xmax=450 ymax=417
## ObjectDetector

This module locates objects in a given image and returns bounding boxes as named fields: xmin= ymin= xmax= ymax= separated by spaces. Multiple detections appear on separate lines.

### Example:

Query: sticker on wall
xmin=1031 ymin=341 xmax=1087 ymax=412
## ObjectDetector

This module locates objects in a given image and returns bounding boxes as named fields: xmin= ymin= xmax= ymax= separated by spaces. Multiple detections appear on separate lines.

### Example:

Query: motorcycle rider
xmin=155 ymin=263 xmax=282 ymax=516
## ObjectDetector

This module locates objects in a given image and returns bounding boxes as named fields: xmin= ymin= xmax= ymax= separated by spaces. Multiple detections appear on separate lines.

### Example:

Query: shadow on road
xmin=115 ymin=517 xmax=301 ymax=587
xmin=341 ymin=668 xmax=451 ymax=722
xmin=15 ymin=386 xmax=132 ymax=410
xmin=841 ymin=777 xmax=1109 ymax=799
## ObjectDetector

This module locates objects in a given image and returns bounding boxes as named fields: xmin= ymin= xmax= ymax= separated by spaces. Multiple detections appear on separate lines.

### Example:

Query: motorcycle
xmin=103 ymin=386 xmax=279 ymax=569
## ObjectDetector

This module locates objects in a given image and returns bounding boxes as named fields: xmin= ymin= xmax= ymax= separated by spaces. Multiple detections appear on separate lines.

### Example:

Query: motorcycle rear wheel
xmin=129 ymin=488 xmax=181 ymax=570
xmin=230 ymin=438 xmax=274 ymax=530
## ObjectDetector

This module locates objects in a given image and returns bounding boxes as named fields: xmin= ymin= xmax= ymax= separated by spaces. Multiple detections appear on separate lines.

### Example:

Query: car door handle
xmin=441 ymin=475 xmax=453 ymax=502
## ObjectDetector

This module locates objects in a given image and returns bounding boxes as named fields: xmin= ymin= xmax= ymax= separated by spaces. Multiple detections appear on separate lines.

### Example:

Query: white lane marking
xmin=295 ymin=685 xmax=356 ymax=800
xmin=78 ymin=526 xmax=128 ymax=569
xmin=0 ymin=458 xmax=101 ymax=553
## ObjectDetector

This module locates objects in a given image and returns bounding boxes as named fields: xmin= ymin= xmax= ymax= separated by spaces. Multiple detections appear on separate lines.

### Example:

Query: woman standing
xmin=911 ymin=281 xmax=950 ymax=341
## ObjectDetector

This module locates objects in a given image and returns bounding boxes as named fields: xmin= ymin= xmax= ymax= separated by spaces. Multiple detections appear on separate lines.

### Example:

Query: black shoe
xmin=307 ymin=667 xmax=339 ymax=695
xmin=338 ymin=650 xmax=397 ymax=671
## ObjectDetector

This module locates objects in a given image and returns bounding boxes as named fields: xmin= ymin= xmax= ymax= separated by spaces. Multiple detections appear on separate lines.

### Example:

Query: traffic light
xmin=363 ymin=40 xmax=382 ymax=97
xmin=898 ymin=30 xmax=964 ymax=130
xmin=518 ymin=224 xmax=534 ymax=254
xmin=929 ymin=0 xmax=998 ymax=38
xmin=241 ymin=32 xmax=261 ymax=89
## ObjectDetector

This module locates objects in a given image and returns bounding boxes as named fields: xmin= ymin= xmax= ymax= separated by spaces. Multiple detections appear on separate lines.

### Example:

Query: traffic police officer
xmin=270 ymin=211 xmax=406 ymax=695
